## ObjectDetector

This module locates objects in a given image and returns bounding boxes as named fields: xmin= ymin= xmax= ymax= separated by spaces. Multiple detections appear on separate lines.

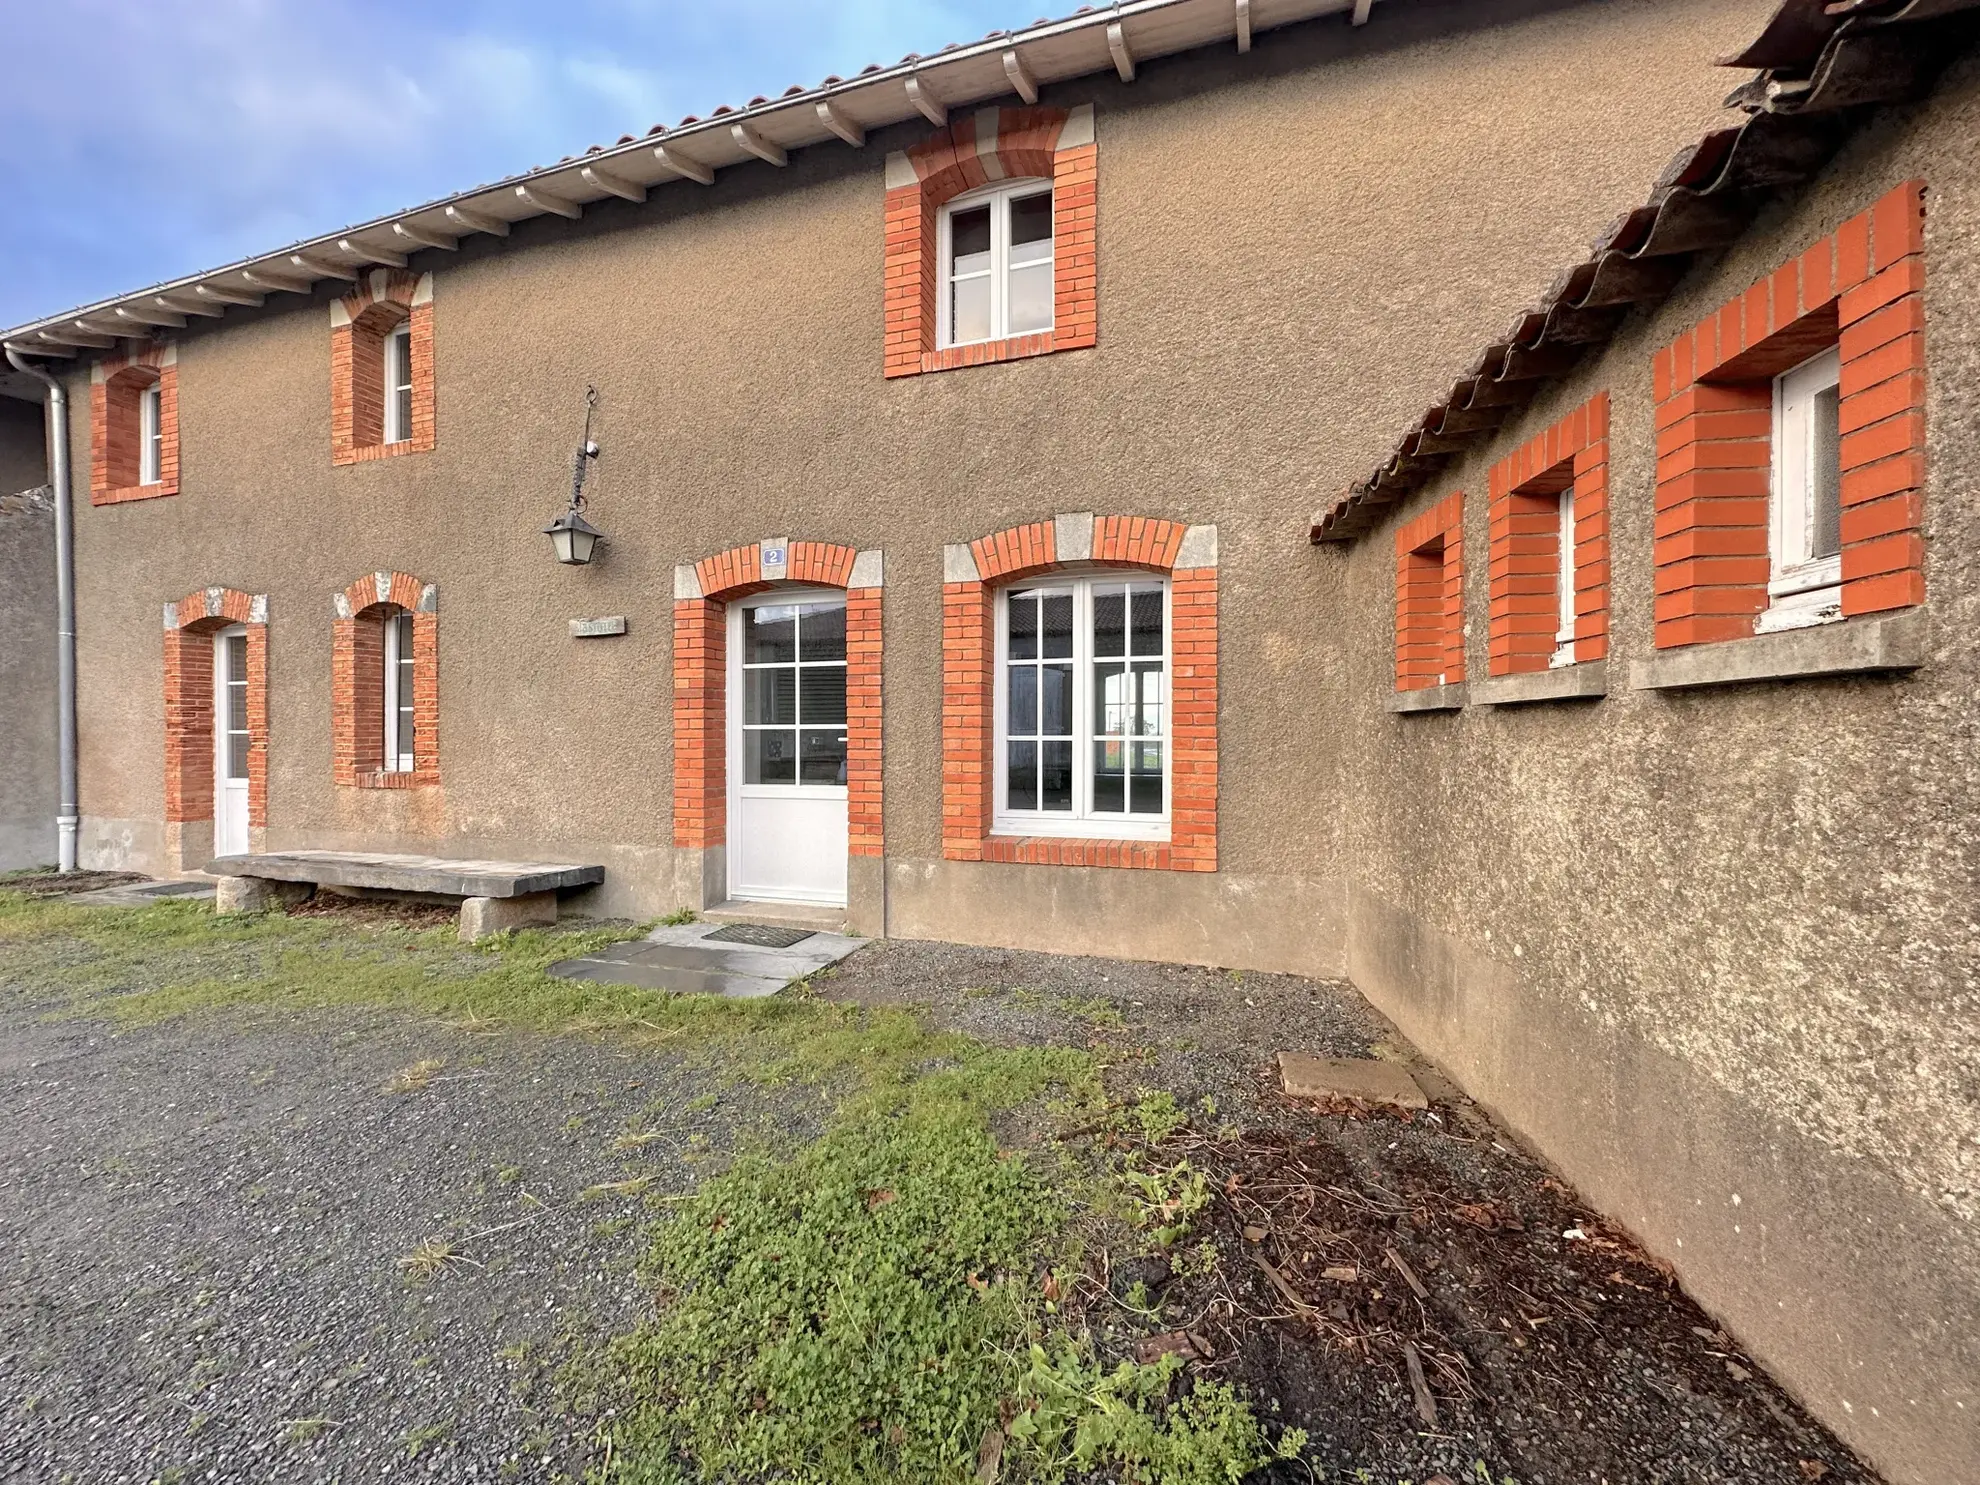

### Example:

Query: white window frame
xmin=138 ymin=382 xmax=163 ymax=485
xmin=727 ymin=588 xmax=851 ymax=802
xmin=1550 ymin=487 xmax=1577 ymax=667
xmin=382 ymin=612 xmax=415 ymax=773
xmin=992 ymin=572 xmax=1170 ymax=842
xmin=936 ymin=178 xmax=1055 ymax=349
xmin=383 ymin=322 xmax=414 ymax=445
xmin=1759 ymin=345 xmax=1843 ymax=633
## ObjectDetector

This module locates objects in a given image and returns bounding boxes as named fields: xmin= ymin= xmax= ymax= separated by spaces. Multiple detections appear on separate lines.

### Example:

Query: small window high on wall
xmin=384 ymin=322 xmax=414 ymax=446
xmin=995 ymin=574 xmax=1168 ymax=838
xmin=1763 ymin=347 xmax=1843 ymax=631
xmin=941 ymin=181 xmax=1054 ymax=348
xmin=139 ymin=383 xmax=164 ymax=486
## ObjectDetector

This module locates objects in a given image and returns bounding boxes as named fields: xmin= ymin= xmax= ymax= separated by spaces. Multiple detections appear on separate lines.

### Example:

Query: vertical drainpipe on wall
xmin=5 ymin=346 xmax=79 ymax=872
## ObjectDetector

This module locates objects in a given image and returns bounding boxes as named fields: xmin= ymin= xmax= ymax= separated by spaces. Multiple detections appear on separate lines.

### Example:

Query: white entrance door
xmin=728 ymin=592 xmax=848 ymax=905
xmin=213 ymin=626 xmax=251 ymax=857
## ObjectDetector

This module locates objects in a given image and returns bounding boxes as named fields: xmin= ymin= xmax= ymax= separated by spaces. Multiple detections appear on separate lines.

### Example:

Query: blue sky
xmin=0 ymin=0 xmax=1048 ymax=329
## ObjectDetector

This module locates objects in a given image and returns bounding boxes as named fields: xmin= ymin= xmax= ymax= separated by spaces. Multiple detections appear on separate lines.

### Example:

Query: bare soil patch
xmin=0 ymin=869 xmax=149 ymax=897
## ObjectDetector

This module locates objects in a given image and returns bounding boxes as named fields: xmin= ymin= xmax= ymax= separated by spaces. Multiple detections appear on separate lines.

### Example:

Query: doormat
xmin=704 ymin=923 xmax=817 ymax=949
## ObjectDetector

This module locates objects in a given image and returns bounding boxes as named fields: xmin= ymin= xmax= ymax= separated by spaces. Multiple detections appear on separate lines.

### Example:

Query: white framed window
xmin=938 ymin=179 xmax=1054 ymax=348
xmin=994 ymin=574 xmax=1168 ymax=840
xmin=1759 ymin=345 xmax=1843 ymax=632
xmin=382 ymin=611 xmax=416 ymax=772
xmin=383 ymin=322 xmax=414 ymax=445
xmin=138 ymin=382 xmax=163 ymax=485
xmin=1550 ymin=488 xmax=1577 ymax=667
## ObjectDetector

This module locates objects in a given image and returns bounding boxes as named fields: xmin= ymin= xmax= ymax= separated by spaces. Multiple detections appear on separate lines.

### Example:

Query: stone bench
xmin=206 ymin=851 xmax=605 ymax=942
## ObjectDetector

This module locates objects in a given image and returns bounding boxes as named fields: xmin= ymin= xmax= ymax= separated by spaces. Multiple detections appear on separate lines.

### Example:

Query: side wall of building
xmin=1329 ymin=56 xmax=1980 ymax=1485
xmin=57 ymin=0 xmax=1772 ymax=972
xmin=1 ymin=393 xmax=55 ymax=869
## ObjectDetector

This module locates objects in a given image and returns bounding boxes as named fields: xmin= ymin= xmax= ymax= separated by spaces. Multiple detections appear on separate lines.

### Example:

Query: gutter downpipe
xmin=6 ymin=346 xmax=79 ymax=872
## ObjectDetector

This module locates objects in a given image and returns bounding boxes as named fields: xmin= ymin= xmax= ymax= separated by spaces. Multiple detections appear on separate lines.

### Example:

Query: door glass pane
xmin=799 ymin=729 xmax=848 ymax=785
xmin=1007 ymin=263 xmax=1052 ymax=335
xmin=226 ymin=637 xmax=248 ymax=729
xmin=1009 ymin=192 xmax=1052 ymax=260
xmin=745 ymin=606 xmax=797 ymax=664
xmin=1093 ymin=590 xmax=1125 ymax=657
xmin=1040 ymin=663 xmax=1073 ymax=735
xmin=1040 ymin=740 xmax=1073 ymax=811
xmin=228 ymin=733 xmax=250 ymax=780
xmin=1811 ymin=383 xmax=1842 ymax=561
xmin=745 ymin=668 xmax=796 ymax=726
xmin=1130 ymin=589 xmax=1163 ymax=657
xmin=799 ymin=666 xmax=847 ymax=726
xmin=1007 ymin=741 xmax=1038 ymax=811
xmin=797 ymin=603 xmax=846 ymax=661
xmin=1041 ymin=594 xmax=1073 ymax=659
xmin=1008 ymin=593 xmax=1039 ymax=659
xmin=1093 ymin=740 xmax=1125 ymax=814
xmin=746 ymin=730 xmax=796 ymax=784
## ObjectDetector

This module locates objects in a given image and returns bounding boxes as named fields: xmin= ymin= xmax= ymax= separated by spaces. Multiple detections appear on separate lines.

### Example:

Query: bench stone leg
xmin=214 ymin=876 xmax=314 ymax=915
xmin=459 ymin=891 xmax=558 ymax=943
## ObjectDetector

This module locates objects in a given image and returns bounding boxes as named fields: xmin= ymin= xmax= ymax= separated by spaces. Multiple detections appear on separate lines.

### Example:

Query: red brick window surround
xmin=163 ymin=587 xmax=268 ymax=833
xmin=884 ymin=104 xmax=1096 ymax=378
xmin=332 ymin=270 xmax=435 ymax=465
xmin=942 ymin=514 xmax=1218 ymax=872
xmin=1488 ymin=392 xmax=1610 ymax=675
xmin=672 ymin=540 xmax=885 ymax=858
xmin=332 ymin=571 xmax=439 ymax=788
xmin=91 ymin=343 xmax=178 ymax=505
xmin=1652 ymin=180 xmax=1927 ymax=647
xmin=1394 ymin=492 xmax=1466 ymax=692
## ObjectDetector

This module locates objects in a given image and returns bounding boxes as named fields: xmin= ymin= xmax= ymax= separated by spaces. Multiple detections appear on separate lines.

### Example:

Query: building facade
xmin=3 ymin=1 xmax=1975 ymax=1480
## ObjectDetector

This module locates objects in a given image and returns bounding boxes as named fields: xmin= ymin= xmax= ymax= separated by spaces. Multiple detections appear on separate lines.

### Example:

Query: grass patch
xmin=0 ymin=890 xmax=1302 ymax=1483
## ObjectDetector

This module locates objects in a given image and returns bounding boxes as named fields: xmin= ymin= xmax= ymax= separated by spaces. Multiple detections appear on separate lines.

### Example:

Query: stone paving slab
xmin=64 ymin=878 xmax=217 ymax=907
xmin=1277 ymin=1051 xmax=1429 ymax=1109
xmin=207 ymin=851 xmax=604 ymax=898
xmin=548 ymin=920 xmax=866 ymax=999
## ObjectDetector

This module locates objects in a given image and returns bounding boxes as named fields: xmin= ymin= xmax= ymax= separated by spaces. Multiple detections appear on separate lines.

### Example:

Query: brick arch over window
xmin=672 ymin=540 xmax=884 ymax=857
xmin=92 ymin=342 xmax=178 ymax=505
xmin=331 ymin=269 xmax=434 ymax=464
xmin=331 ymin=571 xmax=439 ymax=787
xmin=942 ymin=514 xmax=1218 ymax=871
xmin=163 ymin=587 xmax=268 ymax=855
xmin=883 ymin=104 xmax=1097 ymax=377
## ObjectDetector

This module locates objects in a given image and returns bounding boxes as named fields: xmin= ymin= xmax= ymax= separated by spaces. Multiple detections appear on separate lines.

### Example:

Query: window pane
xmin=952 ymin=274 xmax=992 ymax=344
xmin=799 ymin=666 xmax=847 ymax=726
xmin=1008 ymin=593 xmax=1038 ymax=660
xmin=1040 ymin=663 xmax=1073 ymax=736
xmin=1093 ymin=590 xmax=1125 ymax=657
xmin=228 ymin=733 xmax=250 ymax=780
xmin=1129 ymin=743 xmax=1164 ymax=816
xmin=951 ymin=205 xmax=992 ymax=271
xmin=1093 ymin=740 xmax=1125 ymax=814
xmin=1095 ymin=662 xmax=1127 ymax=735
xmin=1009 ymin=192 xmax=1052 ymax=257
xmin=1007 ymin=263 xmax=1052 ymax=335
xmin=744 ymin=668 xmax=796 ymax=726
xmin=798 ymin=603 xmax=846 ymax=661
xmin=746 ymin=729 xmax=796 ymax=784
xmin=394 ymin=385 xmax=414 ymax=442
xmin=1009 ymin=664 xmax=1038 ymax=735
xmin=1040 ymin=740 xmax=1073 ymax=811
xmin=799 ymin=729 xmax=847 ymax=785
xmin=1130 ymin=589 xmax=1163 ymax=657
xmin=1007 ymin=740 xmax=1038 ymax=810
xmin=1041 ymin=594 xmax=1073 ymax=659
xmin=226 ymin=631 xmax=248 ymax=685
xmin=745 ymin=606 xmax=797 ymax=664
xmin=1132 ymin=663 xmax=1165 ymax=736
xmin=1811 ymin=383 xmax=1841 ymax=561
xmin=228 ymin=682 xmax=248 ymax=737
xmin=398 ymin=706 xmax=416 ymax=762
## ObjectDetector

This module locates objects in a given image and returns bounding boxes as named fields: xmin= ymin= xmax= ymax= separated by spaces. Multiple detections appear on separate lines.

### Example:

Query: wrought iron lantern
xmin=545 ymin=386 xmax=606 ymax=565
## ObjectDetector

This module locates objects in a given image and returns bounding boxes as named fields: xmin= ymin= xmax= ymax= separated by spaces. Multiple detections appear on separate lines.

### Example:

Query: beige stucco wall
xmin=1331 ymin=52 xmax=1980 ymax=1485
xmin=63 ymin=0 xmax=1769 ymax=954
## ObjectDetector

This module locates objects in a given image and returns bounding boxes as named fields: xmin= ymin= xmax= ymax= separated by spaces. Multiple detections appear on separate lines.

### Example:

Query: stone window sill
xmin=347 ymin=770 xmax=432 ymax=790
xmin=1630 ymin=609 xmax=1926 ymax=692
xmin=1472 ymin=661 xmax=1608 ymax=708
xmin=1386 ymin=682 xmax=1466 ymax=714
xmin=94 ymin=480 xmax=178 ymax=507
